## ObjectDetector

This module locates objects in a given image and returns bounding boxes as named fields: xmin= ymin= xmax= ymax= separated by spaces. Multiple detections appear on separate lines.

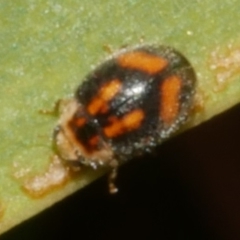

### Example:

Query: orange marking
xmin=104 ymin=109 xmax=144 ymax=138
xmin=88 ymin=98 xmax=107 ymax=115
xmin=75 ymin=117 xmax=86 ymax=127
xmin=87 ymin=79 xmax=121 ymax=115
xmin=100 ymin=79 xmax=121 ymax=100
xmin=122 ymin=110 xmax=144 ymax=129
xmin=160 ymin=75 xmax=182 ymax=124
xmin=88 ymin=135 xmax=99 ymax=147
xmin=118 ymin=51 xmax=168 ymax=74
xmin=99 ymin=103 xmax=109 ymax=114
xmin=108 ymin=116 xmax=118 ymax=123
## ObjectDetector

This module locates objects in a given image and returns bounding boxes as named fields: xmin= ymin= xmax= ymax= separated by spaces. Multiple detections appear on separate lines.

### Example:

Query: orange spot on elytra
xmin=160 ymin=75 xmax=182 ymax=124
xmin=122 ymin=109 xmax=144 ymax=129
xmin=88 ymin=79 xmax=122 ymax=115
xmin=108 ymin=116 xmax=118 ymax=123
xmin=89 ymin=135 xmax=99 ymax=147
xmin=88 ymin=98 xmax=108 ymax=115
xmin=75 ymin=117 xmax=86 ymax=127
xmin=118 ymin=51 xmax=168 ymax=74
xmin=104 ymin=109 xmax=144 ymax=138
xmin=100 ymin=79 xmax=121 ymax=100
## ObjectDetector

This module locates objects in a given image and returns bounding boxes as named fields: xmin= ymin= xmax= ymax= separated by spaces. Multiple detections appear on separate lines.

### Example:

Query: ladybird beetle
xmin=54 ymin=45 xmax=196 ymax=193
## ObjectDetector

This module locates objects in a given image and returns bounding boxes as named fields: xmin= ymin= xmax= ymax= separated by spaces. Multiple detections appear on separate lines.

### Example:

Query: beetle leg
xmin=108 ymin=159 xmax=119 ymax=194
